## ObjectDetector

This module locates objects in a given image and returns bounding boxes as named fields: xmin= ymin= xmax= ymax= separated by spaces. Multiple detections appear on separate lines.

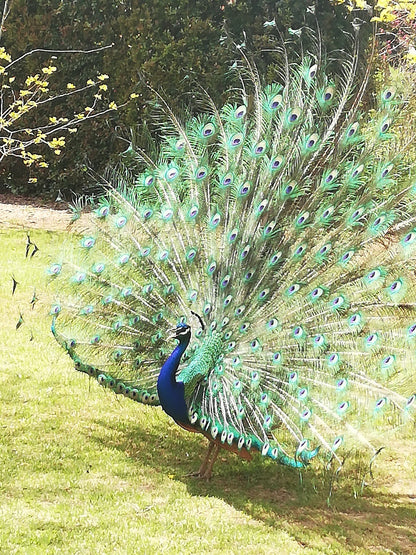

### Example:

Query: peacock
xmin=44 ymin=35 xmax=415 ymax=480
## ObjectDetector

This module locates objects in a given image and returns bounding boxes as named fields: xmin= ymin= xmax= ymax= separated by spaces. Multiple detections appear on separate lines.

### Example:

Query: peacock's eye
xmin=349 ymin=313 xmax=361 ymax=326
xmin=390 ymin=279 xmax=402 ymax=293
xmin=381 ymin=121 xmax=390 ymax=133
xmin=331 ymin=296 xmax=344 ymax=307
xmin=300 ymin=408 xmax=312 ymax=421
xmin=352 ymin=166 xmax=363 ymax=178
xmin=375 ymin=398 xmax=387 ymax=410
xmin=287 ymin=283 xmax=299 ymax=295
xmin=81 ymin=236 xmax=95 ymax=248
xmin=336 ymin=378 xmax=347 ymax=391
xmin=270 ymin=94 xmax=282 ymax=109
xmin=403 ymin=232 xmax=415 ymax=244
xmin=175 ymin=139 xmax=185 ymax=151
xmin=337 ymin=401 xmax=349 ymax=414
xmin=239 ymin=183 xmax=250 ymax=196
xmin=383 ymin=89 xmax=394 ymax=100
xmin=50 ymin=303 xmax=61 ymax=315
xmin=381 ymin=164 xmax=393 ymax=178
xmin=293 ymin=326 xmax=304 ymax=338
xmin=367 ymin=269 xmax=381 ymax=282
xmin=306 ymin=135 xmax=317 ymax=148
xmin=269 ymin=252 xmax=282 ymax=266
xmin=240 ymin=245 xmax=250 ymax=259
xmin=288 ymin=372 xmax=297 ymax=383
xmin=271 ymin=157 xmax=282 ymax=169
xmin=48 ymin=263 xmax=62 ymax=275
xmin=116 ymin=216 xmax=127 ymax=228
xmin=341 ymin=250 xmax=354 ymax=263
xmin=298 ymin=388 xmax=308 ymax=399
xmin=221 ymin=275 xmax=231 ymax=288
xmin=97 ymin=205 xmax=110 ymax=217
xmin=221 ymin=173 xmax=233 ymax=187
xmin=408 ymin=324 xmax=416 ymax=336
xmin=309 ymin=64 xmax=317 ymax=79
xmin=186 ymin=248 xmax=197 ymax=261
xmin=165 ymin=167 xmax=179 ymax=181
xmin=258 ymin=288 xmax=269 ymax=300
xmin=234 ymin=105 xmax=246 ymax=119
xmin=406 ymin=394 xmax=416 ymax=409
xmin=296 ymin=212 xmax=309 ymax=226
xmin=328 ymin=353 xmax=339 ymax=365
xmin=366 ymin=332 xmax=378 ymax=346
xmin=196 ymin=167 xmax=207 ymax=180
xmin=202 ymin=123 xmax=215 ymax=137
xmin=254 ymin=141 xmax=267 ymax=155
xmin=289 ymin=110 xmax=299 ymax=122
xmin=272 ymin=352 xmax=281 ymax=362
xmin=188 ymin=205 xmax=199 ymax=219
xmin=382 ymin=355 xmax=394 ymax=367
xmin=235 ymin=305 xmax=245 ymax=316
xmin=144 ymin=175 xmax=154 ymax=186
xmin=207 ymin=261 xmax=216 ymax=275
xmin=230 ymin=133 xmax=243 ymax=147
xmin=256 ymin=199 xmax=268 ymax=214
xmin=347 ymin=123 xmax=359 ymax=137
xmin=210 ymin=213 xmax=221 ymax=227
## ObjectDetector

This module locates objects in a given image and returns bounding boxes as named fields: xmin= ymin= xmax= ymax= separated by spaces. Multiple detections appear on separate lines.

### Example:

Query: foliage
xmin=0 ymin=0 xmax=361 ymax=197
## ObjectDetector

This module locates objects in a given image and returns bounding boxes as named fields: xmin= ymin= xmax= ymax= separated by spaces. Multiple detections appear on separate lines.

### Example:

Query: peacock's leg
xmin=199 ymin=443 xmax=220 ymax=480
xmin=186 ymin=440 xmax=218 ymax=479
xmin=197 ymin=440 xmax=215 ymax=476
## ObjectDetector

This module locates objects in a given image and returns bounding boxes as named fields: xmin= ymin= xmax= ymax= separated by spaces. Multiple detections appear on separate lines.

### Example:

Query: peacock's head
xmin=168 ymin=323 xmax=191 ymax=343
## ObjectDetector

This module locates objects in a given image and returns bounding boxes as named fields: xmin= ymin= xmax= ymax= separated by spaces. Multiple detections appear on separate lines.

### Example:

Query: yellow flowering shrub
xmin=330 ymin=0 xmax=416 ymax=22
xmin=0 ymin=46 xmax=128 ymax=175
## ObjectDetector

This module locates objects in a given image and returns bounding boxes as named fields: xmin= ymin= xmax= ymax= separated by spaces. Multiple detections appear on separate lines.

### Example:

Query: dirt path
xmin=0 ymin=194 xmax=90 ymax=231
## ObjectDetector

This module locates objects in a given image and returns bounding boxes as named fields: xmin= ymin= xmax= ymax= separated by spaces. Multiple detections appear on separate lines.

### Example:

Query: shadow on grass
xmin=91 ymin=415 xmax=416 ymax=554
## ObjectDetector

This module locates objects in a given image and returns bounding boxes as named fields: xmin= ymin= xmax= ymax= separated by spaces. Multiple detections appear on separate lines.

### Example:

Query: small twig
xmin=0 ymin=0 xmax=12 ymax=42
xmin=4 ymin=44 xmax=114 ymax=71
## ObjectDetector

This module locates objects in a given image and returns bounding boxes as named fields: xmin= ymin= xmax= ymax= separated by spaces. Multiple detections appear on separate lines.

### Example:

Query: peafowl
xmin=45 ymin=38 xmax=415 ymax=480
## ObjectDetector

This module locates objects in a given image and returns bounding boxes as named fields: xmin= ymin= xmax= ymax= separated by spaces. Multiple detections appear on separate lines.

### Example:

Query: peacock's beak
xmin=166 ymin=327 xmax=178 ymax=340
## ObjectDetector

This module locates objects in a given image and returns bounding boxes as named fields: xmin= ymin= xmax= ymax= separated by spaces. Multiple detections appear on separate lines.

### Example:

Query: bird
xmin=45 ymin=36 xmax=416 ymax=480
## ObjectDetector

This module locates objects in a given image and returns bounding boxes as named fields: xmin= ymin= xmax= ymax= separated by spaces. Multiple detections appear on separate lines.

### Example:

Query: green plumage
xmin=48 ymin=44 xmax=415 ymax=477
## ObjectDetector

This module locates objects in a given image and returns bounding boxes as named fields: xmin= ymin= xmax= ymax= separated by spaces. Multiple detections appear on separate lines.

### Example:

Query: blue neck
xmin=157 ymin=336 xmax=190 ymax=425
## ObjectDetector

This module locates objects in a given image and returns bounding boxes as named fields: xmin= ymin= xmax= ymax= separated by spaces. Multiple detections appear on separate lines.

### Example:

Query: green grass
xmin=1 ymin=229 xmax=416 ymax=555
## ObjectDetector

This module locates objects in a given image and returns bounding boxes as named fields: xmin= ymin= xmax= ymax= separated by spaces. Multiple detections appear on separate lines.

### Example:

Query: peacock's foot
xmin=184 ymin=468 xmax=213 ymax=480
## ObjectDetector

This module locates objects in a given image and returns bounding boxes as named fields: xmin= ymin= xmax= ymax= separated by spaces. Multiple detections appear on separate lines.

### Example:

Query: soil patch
xmin=0 ymin=193 xmax=90 ymax=231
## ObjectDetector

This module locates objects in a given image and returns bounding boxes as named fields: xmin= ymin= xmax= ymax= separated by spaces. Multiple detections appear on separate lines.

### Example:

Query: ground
xmin=0 ymin=193 xmax=90 ymax=231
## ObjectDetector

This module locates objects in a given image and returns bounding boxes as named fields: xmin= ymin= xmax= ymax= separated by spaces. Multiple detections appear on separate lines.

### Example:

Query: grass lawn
xmin=1 ymin=229 xmax=415 ymax=554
